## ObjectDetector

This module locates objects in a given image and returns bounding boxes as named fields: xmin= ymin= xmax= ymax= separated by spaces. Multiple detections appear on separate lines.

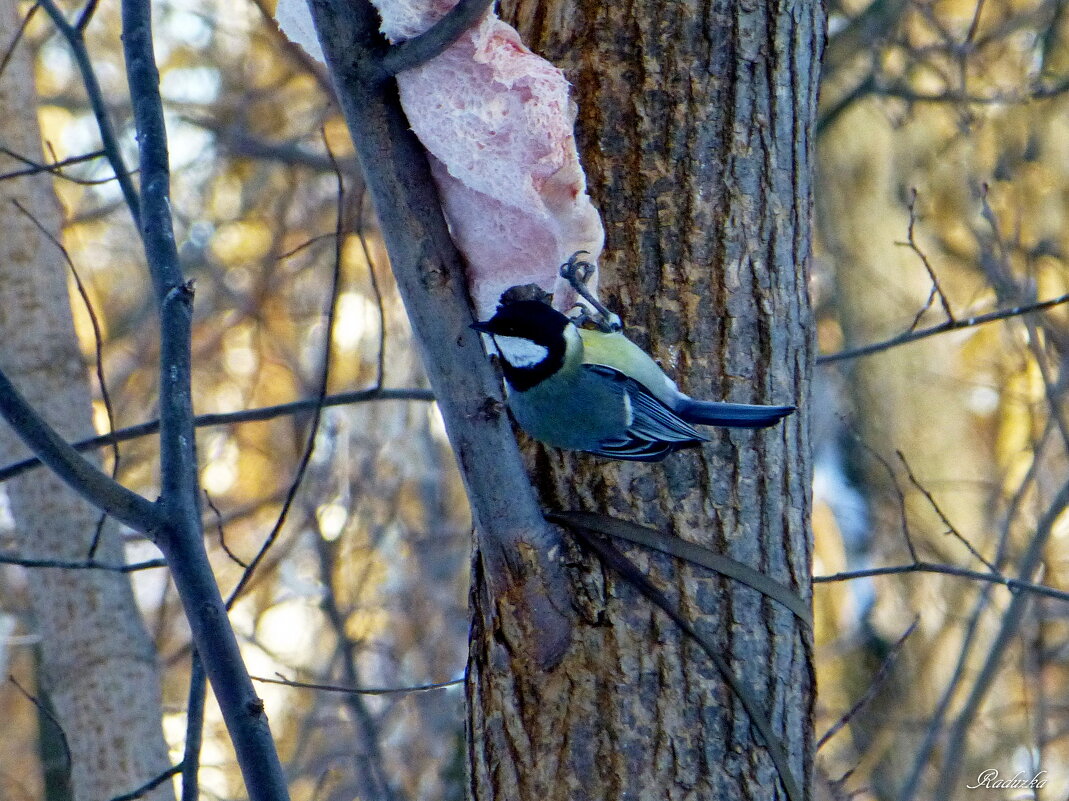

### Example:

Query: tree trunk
xmin=0 ymin=2 xmax=174 ymax=799
xmin=467 ymin=0 xmax=822 ymax=799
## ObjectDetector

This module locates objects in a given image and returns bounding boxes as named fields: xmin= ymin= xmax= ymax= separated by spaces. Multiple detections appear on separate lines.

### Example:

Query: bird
xmin=471 ymin=300 xmax=795 ymax=461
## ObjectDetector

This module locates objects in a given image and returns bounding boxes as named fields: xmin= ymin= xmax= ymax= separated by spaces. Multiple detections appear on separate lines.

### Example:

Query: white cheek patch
xmin=494 ymin=335 xmax=549 ymax=368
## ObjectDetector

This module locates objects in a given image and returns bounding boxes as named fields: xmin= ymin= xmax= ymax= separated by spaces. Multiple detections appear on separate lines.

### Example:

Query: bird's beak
xmin=469 ymin=321 xmax=494 ymax=334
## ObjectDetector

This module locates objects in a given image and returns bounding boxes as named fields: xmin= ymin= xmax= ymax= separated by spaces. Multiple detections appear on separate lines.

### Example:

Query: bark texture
xmin=0 ymin=3 xmax=174 ymax=799
xmin=467 ymin=0 xmax=822 ymax=799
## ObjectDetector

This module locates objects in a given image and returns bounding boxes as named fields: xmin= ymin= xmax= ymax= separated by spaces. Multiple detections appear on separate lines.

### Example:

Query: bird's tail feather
xmin=675 ymin=399 xmax=795 ymax=429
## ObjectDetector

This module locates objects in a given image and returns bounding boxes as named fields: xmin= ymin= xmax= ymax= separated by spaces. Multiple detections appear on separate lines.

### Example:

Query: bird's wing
xmin=581 ymin=365 xmax=707 ymax=461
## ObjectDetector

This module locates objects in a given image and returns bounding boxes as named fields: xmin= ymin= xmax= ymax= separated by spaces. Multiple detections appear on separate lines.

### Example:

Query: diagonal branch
xmin=567 ymin=525 xmax=804 ymax=801
xmin=0 ymin=366 xmax=162 ymax=532
xmin=309 ymin=0 xmax=573 ymax=668
xmin=225 ymin=129 xmax=347 ymax=610
xmin=817 ymin=617 xmax=919 ymax=750
xmin=120 ymin=1 xmax=290 ymax=799
xmin=37 ymin=0 xmax=142 ymax=228
xmin=816 ymin=291 xmax=1069 ymax=364
xmin=934 ymin=478 xmax=1069 ymax=795
xmin=380 ymin=0 xmax=495 ymax=75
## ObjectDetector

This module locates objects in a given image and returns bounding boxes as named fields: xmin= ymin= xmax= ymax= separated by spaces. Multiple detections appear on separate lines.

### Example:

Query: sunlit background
xmin=3 ymin=0 xmax=1069 ymax=799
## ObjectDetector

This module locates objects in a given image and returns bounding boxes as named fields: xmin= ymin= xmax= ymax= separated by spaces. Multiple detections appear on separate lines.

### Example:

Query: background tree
xmin=5 ymin=0 xmax=1069 ymax=800
xmin=0 ymin=1 xmax=173 ymax=798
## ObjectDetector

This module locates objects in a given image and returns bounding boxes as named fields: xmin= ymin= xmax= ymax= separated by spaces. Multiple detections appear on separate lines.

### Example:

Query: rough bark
xmin=467 ymin=1 xmax=822 ymax=799
xmin=0 ymin=2 xmax=174 ymax=799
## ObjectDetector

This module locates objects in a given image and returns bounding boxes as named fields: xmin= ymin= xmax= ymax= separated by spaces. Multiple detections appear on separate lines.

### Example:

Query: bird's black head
xmin=471 ymin=301 xmax=572 ymax=391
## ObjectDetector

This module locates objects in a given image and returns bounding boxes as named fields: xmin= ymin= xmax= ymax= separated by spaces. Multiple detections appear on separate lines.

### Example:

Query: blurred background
xmin=2 ymin=0 xmax=1069 ymax=799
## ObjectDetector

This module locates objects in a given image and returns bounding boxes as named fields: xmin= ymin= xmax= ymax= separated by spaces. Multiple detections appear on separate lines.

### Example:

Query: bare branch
xmin=934 ymin=478 xmax=1069 ymax=795
xmin=897 ymin=445 xmax=1047 ymax=801
xmin=976 ymin=185 xmax=1069 ymax=455
xmin=567 ymin=525 xmax=804 ymax=801
xmin=120 ymin=0 xmax=289 ymax=797
xmin=816 ymin=292 xmax=1069 ymax=365
xmin=108 ymin=765 xmax=183 ymax=801
xmin=380 ymin=0 xmax=495 ymax=76
xmin=0 ymin=387 xmax=436 ymax=483
xmin=549 ymin=511 xmax=812 ymax=627
xmin=899 ymin=188 xmax=954 ymax=330
xmin=9 ymin=675 xmax=72 ymax=787
xmin=37 ymin=0 xmax=142 ymax=227
xmin=309 ymin=0 xmax=572 ymax=668
xmin=817 ymin=617 xmax=919 ymax=749
xmin=252 ymin=673 xmax=463 ymax=696
xmin=0 ymin=551 xmax=166 ymax=572
xmin=814 ymin=562 xmax=1069 ymax=605
xmin=180 ymin=657 xmax=206 ymax=801
xmin=896 ymin=450 xmax=996 ymax=572
xmin=0 ymin=145 xmax=118 ymax=186
xmin=0 ymin=3 xmax=37 ymax=83
xmin=225 ymin=129 xmax=346 ymax=610
xmin=0 ymin=366 xmax=163 ymax=532
xmin=312 ymin=510 xmax=404 ymax=801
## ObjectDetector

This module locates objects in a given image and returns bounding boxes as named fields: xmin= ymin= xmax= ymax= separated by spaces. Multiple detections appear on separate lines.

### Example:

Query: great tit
xmin=471 ymin=300 xmax=795 ymax=461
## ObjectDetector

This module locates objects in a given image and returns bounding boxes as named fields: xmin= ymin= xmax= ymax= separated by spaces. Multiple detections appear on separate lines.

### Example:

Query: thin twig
xmin=37 ymin=0 xmax=142 ymax=228
xmin=814 ymin=561 xmax=1069 ymax=604
xmin=855 ymin=438 xmax=919 ymax=562
xmin=75 ymin=0 xmax=101 ymax=32
xmin=935 ymin=478 xmax=1069 ymax=796
xmin=353 ymin=184 xmax=386 ymax=389
xmin=979 ymin=186 xmax=1069 ymax=455
xmin=312 ymin=507 xmax=402 ymax=801
xmin=817 ymin=617 xmax=920 ymax=749
xmin=0 ymin=2 xmax=38 ymax=83
xmin=899 ymin=188 xmax=954 ymax=331
xmin=205 ymin=490 xmax=247 ymax=568
xmin=964 ymin=0 xmax=987 ymax=45
xmin=109 ymin=765 xmax=183 ymax=801
xmin=278 ymin=231 xmax=338 ymax=262
xmin=0 ymin=145 xmax=117 ymax=186
xmin=0 ymin=551 xmax=166 ymax=572
xmin=897 ymin=453 xmax=1046 ymax=801
xmin=896 ymin=450 xmax=996 ymax=572
xmin=817 ymin=292 xmax=1069 ymax=364
xmin=0 ymin=387 xmax=436 ymax=483
xmin=9 ymin=675 xmax=72 ymax=782
xmin=225 ymin=128 xmax=347 ymax=609
xmin=9 ymin=198 xmax=120 ymax=558
xmin=252 ymin=673 xmax=463 ymax=696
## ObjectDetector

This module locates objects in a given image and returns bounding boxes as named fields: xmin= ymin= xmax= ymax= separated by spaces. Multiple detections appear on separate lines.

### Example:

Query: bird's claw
xmin=559 ymin=252 xmax=622 ymax=333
